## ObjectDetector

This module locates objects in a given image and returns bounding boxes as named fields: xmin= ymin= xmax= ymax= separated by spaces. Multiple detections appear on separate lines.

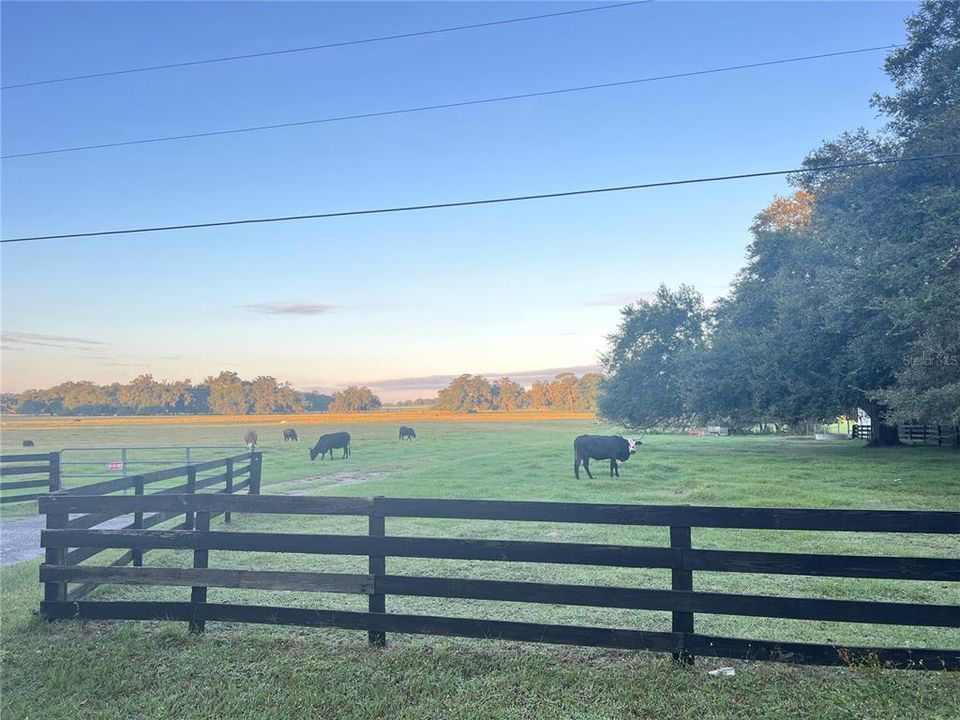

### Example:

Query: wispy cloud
xmin=245 ymin=302 xmax=337 ymax=315
xmin=1 ymin=331 xmax=111 ymax=350
xmin=361 ymin=364 xmax=603 ymax=395
xmin=587 ymin=291 xmax=656 ymax=307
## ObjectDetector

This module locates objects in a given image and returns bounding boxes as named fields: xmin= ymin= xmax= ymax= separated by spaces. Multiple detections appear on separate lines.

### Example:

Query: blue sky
xmin=1 ymin=1 xmax=916 ymax=399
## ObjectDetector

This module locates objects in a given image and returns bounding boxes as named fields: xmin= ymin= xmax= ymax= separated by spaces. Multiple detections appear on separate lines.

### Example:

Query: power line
xmin=4 ymin=153 xmax=955 ymax=244
xmin=1 ymin=44 xmax=899 ymax=160
xmin=1 ymin=1 xmax=653 ymax=90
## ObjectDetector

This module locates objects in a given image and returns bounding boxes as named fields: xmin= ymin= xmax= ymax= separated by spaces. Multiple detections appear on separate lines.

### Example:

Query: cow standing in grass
xmin=283 ymin=428 xmax=299 ymax=442
xmin=573 ymin=435 xmax=641 ymax=479
xmin=399 ymin=426 xmax=416 ymax=441
xmin=310 ymin=431 xmax=351 ymax=460
xmin=244 ymin=430 xmax=258 ymax=451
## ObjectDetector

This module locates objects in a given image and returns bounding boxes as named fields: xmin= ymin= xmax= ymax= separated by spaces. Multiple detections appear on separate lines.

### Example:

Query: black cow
xmin=573 ymin=435 xmax=641 ymax=479
xmin=399 ymin=426 xmax=416 ymax=441
xmin=22 ymin=440 xmax=35 ymax=447
xmin=310 ymin=431 xmax=351 ymax=461
xmin=244 ymin=430 xmax=258 ymax=450
xmin=283 ymin=428 xmax=299 ymax=442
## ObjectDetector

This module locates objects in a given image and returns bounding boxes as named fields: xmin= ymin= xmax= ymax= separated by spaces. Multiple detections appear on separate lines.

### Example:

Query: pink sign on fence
xmin=107 ymin=461 xmax=123 ymax=470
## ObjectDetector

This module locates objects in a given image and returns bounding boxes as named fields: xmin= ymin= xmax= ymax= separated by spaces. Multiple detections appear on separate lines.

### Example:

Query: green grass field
xmin=2 ymin=417 xmax=959 ymax=718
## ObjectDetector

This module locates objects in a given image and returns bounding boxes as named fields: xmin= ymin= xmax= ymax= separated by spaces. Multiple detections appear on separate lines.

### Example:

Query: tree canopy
xmin=598 ymin=1 xmax=960 ymax=439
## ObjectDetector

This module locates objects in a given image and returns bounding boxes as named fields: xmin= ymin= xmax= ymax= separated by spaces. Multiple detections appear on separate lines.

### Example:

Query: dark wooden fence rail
xmin=0 ymin=452 xmax=60 ymax=504
xmin=898 ymin=425 xmax=960 ymax=447
xmin=41 ymin=452 xmax=261 ymax=602
xmin=37 ymin=494 xmax=959 ymax=670
xmin=851 ymin=424 xmax=960 ymax=446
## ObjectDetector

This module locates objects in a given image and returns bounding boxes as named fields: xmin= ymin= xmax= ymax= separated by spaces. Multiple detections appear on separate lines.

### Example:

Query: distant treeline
xmin=1 ymin=372 xmax=333 ymax=416
xmin=1 ymin=371 xmax=602 ymax=416
xmin=435 ymin=373 xmax=601 ymax=412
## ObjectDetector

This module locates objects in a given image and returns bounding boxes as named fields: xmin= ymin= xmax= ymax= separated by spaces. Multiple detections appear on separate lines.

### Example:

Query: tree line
xmin=0 ymin=371 xmax=605 ymax=416
xmin=435 ymin=373 xmax=601 ymax=412
xmin=2 ymin=371 xmax=602 ymax=415
xmin=1 ymin=372 xmax=334 ymax=416
xmin=598 ymin=2 xmax=959 ymax=444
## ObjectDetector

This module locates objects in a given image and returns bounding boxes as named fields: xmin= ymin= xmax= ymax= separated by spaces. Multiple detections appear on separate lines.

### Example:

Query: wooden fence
xmin=38 ymin=452 xmax=261 ymax=602
xmin=851 ymin=424 xmax=960 ymax=446
xmin=899 ymin=425 xmax=960 ymax=447
xmin=37 ymin=493 xmax=959 ymax=670
xmin=0 ymin=452 xmax=61 ymax=504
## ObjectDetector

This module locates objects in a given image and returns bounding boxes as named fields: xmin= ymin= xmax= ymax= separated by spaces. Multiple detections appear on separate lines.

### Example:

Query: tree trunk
xmin=862 ymin=401 xmax=900 ymax=447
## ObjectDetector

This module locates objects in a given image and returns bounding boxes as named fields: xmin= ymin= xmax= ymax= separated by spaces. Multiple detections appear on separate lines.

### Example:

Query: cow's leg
xmin=611 ymin=460 xmax=619 ymax=477
xmin=574 ymin=455 xmax=581 ymax=480
xmin=583 ymin=458 xmax=593 ymax=480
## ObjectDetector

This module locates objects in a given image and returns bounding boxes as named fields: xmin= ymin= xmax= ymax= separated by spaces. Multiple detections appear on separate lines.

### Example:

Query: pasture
xmin=2 ymin=414 xmax=959 ymax=719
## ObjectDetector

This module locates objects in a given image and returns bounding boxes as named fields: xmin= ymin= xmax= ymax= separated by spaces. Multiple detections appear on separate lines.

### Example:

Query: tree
xmin=206 ymin=371 xmax=249 ymax=415
xmin=526 ymin=381 xmax=551 ymax=410
xmin=598 ymin=284 xmax=708 ymax=429
xmin=576 ymin=373 xmax=603 ymax=412
xmin=548 ymin=373 xmax=580 ymax=413
xmin=299 ymin=391 xmax=334 ymax=412
xmin=492 ymin=377 xmax=526 ymax=411
xmin=61 ymin=381 xmax=113 ymax=414
xmin=436 ymin=375 xmax=495 ymax=412
xmin=329 ymin=386 xmax=381 ymax=412
xmin=686 ymin=2 xmax=960 ymax=442
xmin=250 ymin=376 xmax=281 ymax=414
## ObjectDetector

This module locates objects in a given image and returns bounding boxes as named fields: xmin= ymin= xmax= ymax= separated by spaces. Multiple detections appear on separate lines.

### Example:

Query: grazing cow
xmin=399 ymin=426 xmax=416 ymax=441
xmin=310 ymin=431 xmax=351 ymax=461
xmin=22 ymin=440 xmax=35 ymax=447
xmin=244 ymin=430 xmax=258 ymax=451
xmin=283 ymin=428 xmax=299 ymax=442
xmin=573 ymin=435 xmax=642 ymax=479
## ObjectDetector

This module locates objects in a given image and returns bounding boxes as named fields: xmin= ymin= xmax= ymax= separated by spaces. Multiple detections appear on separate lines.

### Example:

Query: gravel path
xmin=1 ymin=514 xmax=133 ymax=566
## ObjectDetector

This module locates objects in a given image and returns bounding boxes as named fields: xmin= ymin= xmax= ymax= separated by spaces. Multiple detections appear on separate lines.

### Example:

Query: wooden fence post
xmin=42 ymin=511 xmax=67 ymax=611
xmin=132 ymin=477 xmax=144 ymax=567
xmin=48 ymin=451 xmax=61 ymax=492
xmin=670 ymin=512 xmax=694 ymax=665
xmin=185 ymin=466 xmax=197 ymax=530
xmin=224 ymin=458 xmax=234 ymax=524
xmin=189 ymin=510 xmax=210 ymax=634
xmin=249 ymin=452 xmax=262 ymax=495
xmin=368 ymin=497 xmax=386 ymax=647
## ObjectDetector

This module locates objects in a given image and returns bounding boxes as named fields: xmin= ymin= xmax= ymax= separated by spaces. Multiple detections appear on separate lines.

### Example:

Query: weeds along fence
xmin=39 ymin=452 xmax=261 ymax=602
xmin=0 ymin=452 xmax=61 ymax=504
xmin=37 ymin=494 xmax=959 ymax=670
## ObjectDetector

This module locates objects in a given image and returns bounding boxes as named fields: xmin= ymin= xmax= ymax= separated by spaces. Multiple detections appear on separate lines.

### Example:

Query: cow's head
xmin=627 ymin=437 xmax=643 ymax=453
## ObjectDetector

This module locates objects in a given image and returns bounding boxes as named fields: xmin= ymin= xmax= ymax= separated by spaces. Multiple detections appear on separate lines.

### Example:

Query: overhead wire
xmin=3 ymin=153 xmax=956 ymax=244
xmin=1 ymin=1 xmax=653 ymax=90
xmin=1 ymin=44 xmax=900 ymax=160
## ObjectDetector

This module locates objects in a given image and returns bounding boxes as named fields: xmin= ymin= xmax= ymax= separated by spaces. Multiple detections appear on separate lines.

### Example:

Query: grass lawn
xmin=2 ymin=417 xmax=959 ymax=718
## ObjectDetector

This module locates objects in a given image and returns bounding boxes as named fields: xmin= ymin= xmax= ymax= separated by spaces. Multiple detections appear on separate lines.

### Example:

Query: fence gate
xmin=59 ymin=445 xmax=247 ymax=493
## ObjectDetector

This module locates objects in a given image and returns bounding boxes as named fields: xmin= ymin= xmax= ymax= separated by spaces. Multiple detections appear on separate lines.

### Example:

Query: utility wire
xmin=1 ymin=1 xmax=653 ymax=90
xmin=3 ymin=153 xmax=956 ymax=244
xmin=1 ymin=44 xmax=899 ymax=160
